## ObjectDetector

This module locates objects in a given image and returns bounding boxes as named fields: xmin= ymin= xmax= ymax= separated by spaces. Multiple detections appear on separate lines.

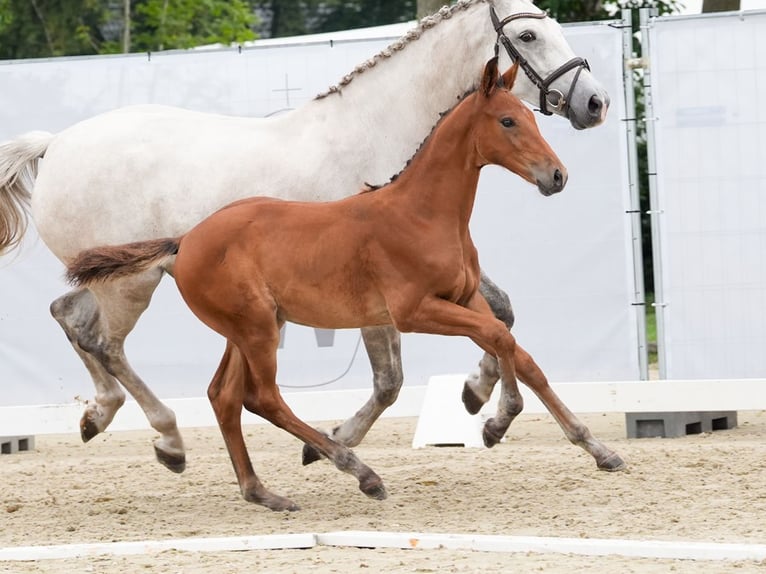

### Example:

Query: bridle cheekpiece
xmin=490 ymin=6 xmax=590 ymax=116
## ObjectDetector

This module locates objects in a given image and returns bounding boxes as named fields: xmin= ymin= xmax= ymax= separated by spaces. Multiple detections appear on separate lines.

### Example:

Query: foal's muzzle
xmin=537 ymin=167 xmax=567 ymax=196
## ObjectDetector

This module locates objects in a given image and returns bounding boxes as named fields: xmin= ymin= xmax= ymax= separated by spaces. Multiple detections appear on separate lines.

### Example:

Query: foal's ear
xmin=480 ymin=56 xmax=500 ymax=98
xmin=501 ymin=61 xmax=520 ymax=91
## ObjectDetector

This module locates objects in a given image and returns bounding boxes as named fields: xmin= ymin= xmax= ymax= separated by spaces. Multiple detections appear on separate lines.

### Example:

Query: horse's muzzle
xmin=569 ymin=92 xmax=610 ymax=130
xmin=537 ymin=167 xmax=567 ymax=196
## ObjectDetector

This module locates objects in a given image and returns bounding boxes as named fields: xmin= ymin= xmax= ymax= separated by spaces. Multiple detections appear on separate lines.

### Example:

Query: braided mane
xmin=315 ymin=0 xmax=489 ymax=100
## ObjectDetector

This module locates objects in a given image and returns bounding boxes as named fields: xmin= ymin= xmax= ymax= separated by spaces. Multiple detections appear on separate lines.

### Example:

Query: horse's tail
xmin=0 ymin=131 xmax=54 ymax=255
xmin=66 ymin=238 xmax=181 ymax=287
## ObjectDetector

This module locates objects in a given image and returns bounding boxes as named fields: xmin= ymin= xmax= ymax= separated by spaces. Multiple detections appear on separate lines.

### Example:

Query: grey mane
xmin=362 ymin=87 xmax=477 ymax=192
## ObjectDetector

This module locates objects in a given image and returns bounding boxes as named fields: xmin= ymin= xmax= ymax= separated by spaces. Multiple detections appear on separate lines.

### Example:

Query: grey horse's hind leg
xmin=302 ymin=325 xmax=402 ymax=465
xmin=51 ymin=271 xmax=186 ymax=473
xmin=50 ymin=289 xmax=126 ymax=442
xmin=462 ymin=271 xmax=517 ymax=415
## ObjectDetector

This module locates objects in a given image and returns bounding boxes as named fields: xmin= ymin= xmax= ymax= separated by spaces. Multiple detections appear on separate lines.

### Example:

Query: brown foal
xmin=67 ymin=58 xmax=623 ymax=511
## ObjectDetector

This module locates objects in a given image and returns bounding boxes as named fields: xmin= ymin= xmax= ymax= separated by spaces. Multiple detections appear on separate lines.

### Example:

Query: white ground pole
xmin=2 ymin=531 xmax=766 ymax=562
xmin=3 ymin=376 xmax=766 ymax=563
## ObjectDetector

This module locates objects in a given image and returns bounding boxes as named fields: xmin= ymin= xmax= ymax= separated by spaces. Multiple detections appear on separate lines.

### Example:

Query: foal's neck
xmin=385 ymin=98 xmax=482 ymax=230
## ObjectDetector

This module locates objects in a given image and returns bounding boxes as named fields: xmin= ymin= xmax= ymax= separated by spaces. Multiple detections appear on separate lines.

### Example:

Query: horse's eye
xmin=519 ymin=31 xmax=536 ymax=42
xmin=501 ymin=117 xmax=515 ymax=128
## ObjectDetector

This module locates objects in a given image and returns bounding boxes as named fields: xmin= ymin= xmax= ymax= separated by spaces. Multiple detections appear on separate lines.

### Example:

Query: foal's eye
xmin=519 ymin=31 xmax=536 ymax=42
xmin=500 ymin=117 xmax=515 ymax=128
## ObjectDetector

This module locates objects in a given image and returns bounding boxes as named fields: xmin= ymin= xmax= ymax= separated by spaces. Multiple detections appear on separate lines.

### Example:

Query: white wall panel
xmin=649 ymin=11 xmax=766 ymax=379
xmin=0 ymin=21 xmax=637 ymax=406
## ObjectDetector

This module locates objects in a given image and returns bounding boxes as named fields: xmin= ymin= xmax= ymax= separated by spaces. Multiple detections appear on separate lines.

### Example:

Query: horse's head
xmin=491 ymin=0 xmax=609 ymax=130
xmin=474 ymin=57 xmax=567 ymax=197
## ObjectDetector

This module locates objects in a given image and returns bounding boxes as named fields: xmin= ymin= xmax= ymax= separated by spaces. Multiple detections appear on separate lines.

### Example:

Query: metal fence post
xmin=639 ymin=7 xmax=667 ymax=379
xmin=621 ymin=8 xmax=649 ymax=380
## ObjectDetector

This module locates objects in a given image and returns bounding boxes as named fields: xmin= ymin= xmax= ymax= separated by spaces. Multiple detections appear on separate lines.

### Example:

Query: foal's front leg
xmin=513 ymin=344 xmax=626 ymax=471
xmin=462 ymin=271 xmax=518 ymax=415
xmin=469 ymin=337 xmax=625 ymax=470
xmin=393 ymin=293 xmax=521 ymax=450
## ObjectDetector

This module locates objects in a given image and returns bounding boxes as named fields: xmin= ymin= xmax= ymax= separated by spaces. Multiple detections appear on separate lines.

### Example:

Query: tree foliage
xmin=0 ymin=0 xmax=694 ymax=59
xmin=131 ymin=0 xmax=256 ymax=52
xmin=0 ymin=0 xmax=109 ymax=59
xmin=0 ymin=0 xmax=256 ymax=59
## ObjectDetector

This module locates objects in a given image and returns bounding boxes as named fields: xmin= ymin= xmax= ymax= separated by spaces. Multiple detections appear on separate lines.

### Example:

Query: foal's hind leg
xmin=208 ymin=341 xmax=300 ymax=511
xmin=230 ymin=321 xmax=387 ymax=504
xmin=302 ymin=325 xmax=402 ymax=465
xmin=462 ymin=271 xmax=518 ymax=415
xmin=50 ymin=288 xmax=126 ymax=441
xmin=67 ymin=272 xmax=185 ymax=472
xmin=214 ymin=316 xmax=387 ymax=508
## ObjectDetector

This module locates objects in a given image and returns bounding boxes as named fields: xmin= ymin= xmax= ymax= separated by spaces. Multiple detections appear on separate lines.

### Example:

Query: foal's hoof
xmin=80 ymin=417 xmax=101 ymax=443
xmin=597 ymin=452 xmax=627 ymax=472
xmin=361 ymin=480 xmax=388 ymax=501
xmin=246 ymin=491 xmax=301 ymax=512
xmin=154 ymin=445 xmax=186 ymax=474
xmin=302 ymin=443 xmax=323 ymax=466
xmin=262 ymin=496 xmax=301 ymax=512
xmin=462 ymin=382 xmax=485 ymax=415
xmin=482 ymin=418 xmax=505 ymax=448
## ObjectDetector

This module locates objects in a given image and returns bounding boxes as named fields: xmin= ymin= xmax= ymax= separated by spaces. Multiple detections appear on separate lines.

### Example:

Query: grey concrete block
xmin=0 ymin=436 xmax=35 ymax=454
xmin=625 ymin=411 xmax=737 ymax=439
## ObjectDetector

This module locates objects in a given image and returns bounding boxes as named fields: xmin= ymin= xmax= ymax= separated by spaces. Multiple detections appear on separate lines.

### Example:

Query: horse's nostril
xmin=554 ymin=169 xmax=563 ymax=186
xmin=588 ymin=95 xmax=602 ymax=117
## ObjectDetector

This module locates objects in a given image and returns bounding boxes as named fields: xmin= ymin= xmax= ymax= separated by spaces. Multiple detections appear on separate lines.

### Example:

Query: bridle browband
xmin=490 ymin=6 xmax=590 ymax=116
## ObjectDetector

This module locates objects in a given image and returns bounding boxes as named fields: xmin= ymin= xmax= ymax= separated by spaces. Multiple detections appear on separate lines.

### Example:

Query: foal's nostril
xmin=588 ymin=94 xmax=602 ymax=117
xmin=553 ymin=169 xmax=563 ymax=187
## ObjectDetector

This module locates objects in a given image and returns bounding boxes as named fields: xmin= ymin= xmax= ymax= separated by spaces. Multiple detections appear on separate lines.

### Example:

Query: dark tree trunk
xmin=702 ymin=0 xmax=741 ymax=12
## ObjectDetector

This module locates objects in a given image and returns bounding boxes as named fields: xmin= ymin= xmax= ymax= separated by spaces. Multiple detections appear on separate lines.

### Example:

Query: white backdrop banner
xmin=0 ymin=20 xmax=639 ymax=406
xmin=649 ymin=10 xmax=766 ymax=379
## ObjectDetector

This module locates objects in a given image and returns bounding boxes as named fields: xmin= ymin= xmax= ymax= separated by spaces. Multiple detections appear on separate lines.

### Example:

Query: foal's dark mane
xmin=362 ymin=71 xmax=509 ymax=194
xmin=361 ymin=88 xmax=478 ymax=194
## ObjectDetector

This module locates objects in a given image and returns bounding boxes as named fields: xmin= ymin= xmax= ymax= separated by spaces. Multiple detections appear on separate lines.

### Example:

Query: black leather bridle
xmin=490 ymin=6 xmax=590 ymax=116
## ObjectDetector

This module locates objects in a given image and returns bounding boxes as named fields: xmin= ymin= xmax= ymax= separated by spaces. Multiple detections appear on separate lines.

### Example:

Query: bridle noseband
xmin=490 ymin=6 xmax=590 ymax=116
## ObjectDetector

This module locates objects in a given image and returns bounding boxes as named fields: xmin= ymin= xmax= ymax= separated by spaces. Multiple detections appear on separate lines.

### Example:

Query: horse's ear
xmin=481 ymin=56 xmax=500 ymax=98
xmin=501 ymin=61 xmax=520 ymax=91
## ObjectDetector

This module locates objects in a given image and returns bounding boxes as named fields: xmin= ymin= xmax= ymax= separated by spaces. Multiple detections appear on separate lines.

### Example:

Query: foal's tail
xmin=66 ymin=238 xmax=180 ymax=287
xmin=0 ymin=131 xmax=54 ymax=255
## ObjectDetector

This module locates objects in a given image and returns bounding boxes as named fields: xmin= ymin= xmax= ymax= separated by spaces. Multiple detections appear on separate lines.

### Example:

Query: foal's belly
xmin=278 ymin=291 xmax=392 ymax=330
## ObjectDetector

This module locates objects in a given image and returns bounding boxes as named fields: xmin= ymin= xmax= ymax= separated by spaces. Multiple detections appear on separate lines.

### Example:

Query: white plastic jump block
xmin=412 ymin=374 xmax=491 ymax=448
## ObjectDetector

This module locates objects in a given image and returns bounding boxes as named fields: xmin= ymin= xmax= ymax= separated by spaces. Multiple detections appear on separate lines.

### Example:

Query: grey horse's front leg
xmin=302 ymin=325 xmax=403 ymax=465
xmin=462 ymin=271 xmax=517 ymax=415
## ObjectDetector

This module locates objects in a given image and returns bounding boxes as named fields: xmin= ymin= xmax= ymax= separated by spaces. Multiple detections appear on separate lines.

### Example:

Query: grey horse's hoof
xmin=154 ymin=445 xmax=186 ymax=473
xmin=482 ymin=417 xmax=505 ymax=448
xmin=80 ymin=417 xmax=100 ymax=443
xmin=462 ymin=382 xmax=485 ymax=415
xmin=302 ymin=443 xmax=323 ymax=465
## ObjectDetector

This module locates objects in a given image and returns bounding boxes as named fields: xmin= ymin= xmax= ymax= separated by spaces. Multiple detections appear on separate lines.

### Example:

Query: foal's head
xmin=473 ymin=57 xmax=567 ymax=196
